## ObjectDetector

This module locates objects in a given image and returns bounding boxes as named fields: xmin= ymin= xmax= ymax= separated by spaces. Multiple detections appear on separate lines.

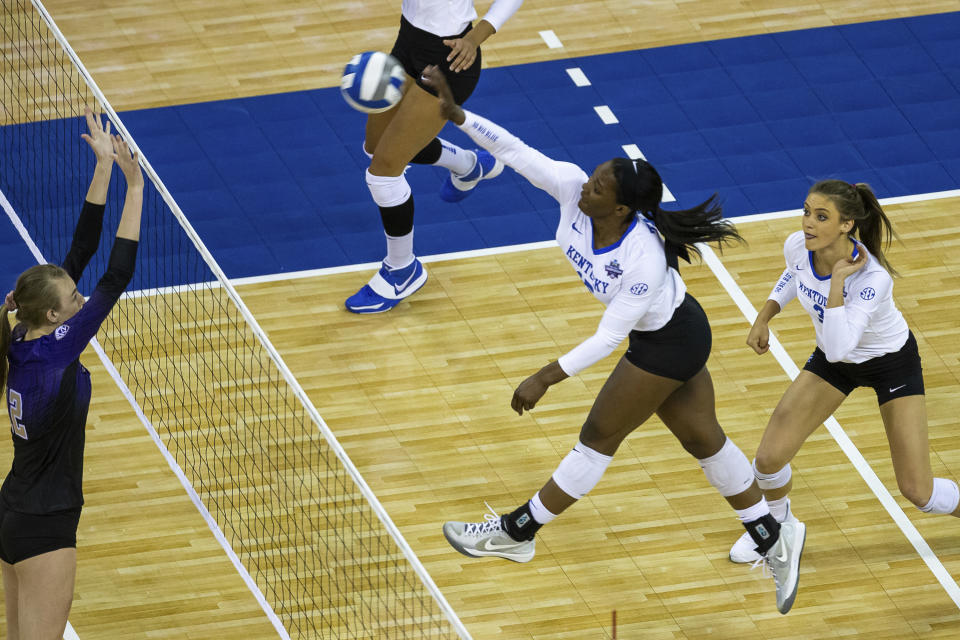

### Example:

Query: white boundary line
xmin=23 ymin=2 xmax=472 ymax=638
xmin=731 ymin=188 xmax=960 ymax=224
xmin=700 ymin=244 xmax=960 ymax=609
xmin=63 ymin=622 xmax=80 ymax=640
xmin=117 ymin=188 xmax=960 ymax=297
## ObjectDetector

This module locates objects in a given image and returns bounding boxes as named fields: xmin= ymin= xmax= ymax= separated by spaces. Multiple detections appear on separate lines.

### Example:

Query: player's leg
xmin=345 ymin=81 xmax=445 ymax=313
xmin=880 ymin=395 xmax=960 ymax=516
xmin=443 ymin=356 xmax=682 ymax=562
xmin=363 ymin=86 xmax=484 ymax=188
xmin=727 ymin=370 xmax=846 ymax=559
xmin=2 ymin=560 xmax=20 ymax=640
xmin=15 ymin=548 xmax=76 ymax=640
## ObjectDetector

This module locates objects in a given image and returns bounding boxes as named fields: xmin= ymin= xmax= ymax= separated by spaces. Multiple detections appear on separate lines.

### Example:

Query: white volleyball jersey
xmin=401 ymin=0 xmax=523 ymax=36
xmin=458 ymin=110 xmax=686 ymax=376
xmin=768 ymin=230 xmax=908 ymax=363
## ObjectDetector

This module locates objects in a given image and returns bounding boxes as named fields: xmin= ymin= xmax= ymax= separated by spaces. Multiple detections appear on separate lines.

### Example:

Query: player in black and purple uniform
xmin=0 ymin=108 xmax=143 ymax=640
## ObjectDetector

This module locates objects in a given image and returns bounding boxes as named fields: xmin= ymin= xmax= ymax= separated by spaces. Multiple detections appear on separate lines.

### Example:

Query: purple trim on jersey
xmin=807 ymin=238 xmax=859 ymax=281
xmin=593 ymin=215 xmax=639 ymax=255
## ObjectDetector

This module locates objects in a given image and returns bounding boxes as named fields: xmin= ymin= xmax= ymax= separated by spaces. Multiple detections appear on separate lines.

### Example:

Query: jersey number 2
xmin=8 ymin=389 xmax=27 ymax=440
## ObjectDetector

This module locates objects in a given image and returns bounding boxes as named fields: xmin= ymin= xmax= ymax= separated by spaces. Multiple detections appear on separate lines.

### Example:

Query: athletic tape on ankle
xmin=551 ymin=442 xmax=612 ymax=500
xmin=528 ymin=493 xmax=557 ymax=525
xmin=753 ymin=460 xmax=792 ymax=492
xmin=698 ymin=438 xmax=754 ymax=497
xmin=920 ymin=477 xmax=960 ymax=514
xmin=365 ymin=169 xmax=411 ymax=207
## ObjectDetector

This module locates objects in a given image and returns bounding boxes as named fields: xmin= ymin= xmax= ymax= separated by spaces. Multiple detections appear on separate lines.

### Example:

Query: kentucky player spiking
xmin=422 ymin=65 xmax=805 ymax=615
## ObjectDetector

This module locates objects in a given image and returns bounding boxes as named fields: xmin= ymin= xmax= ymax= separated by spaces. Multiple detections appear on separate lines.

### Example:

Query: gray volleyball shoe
xmin=763 ymin=519 xmax=806 ymax=614
xmin=442 ymin=504 xmax=535 ymax=563
xmin=730 ymin=501 xmax=798 ymax=563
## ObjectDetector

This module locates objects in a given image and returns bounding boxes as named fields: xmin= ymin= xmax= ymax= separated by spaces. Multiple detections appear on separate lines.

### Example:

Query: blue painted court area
xmin=1 ymin=11 xmax=959 ymax=288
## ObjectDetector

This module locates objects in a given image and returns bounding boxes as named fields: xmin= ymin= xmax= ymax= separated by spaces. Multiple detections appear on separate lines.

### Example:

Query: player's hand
xmin=442 ymin=34 xmax=478 ymax=72
xmin=112 ymin=135 xmax=143 ymax=189
xmin=512 ymin=373 xmax=549 ymax=416
xmin=421 ymin=65 xmax=465 ymax=125
xmin=831 ymin=250 xmax=867 ymax=280
xmin=80 ymin=107 xmax=115 ymax=164
xmin=746 ymin=320 xmax=770 ymax=355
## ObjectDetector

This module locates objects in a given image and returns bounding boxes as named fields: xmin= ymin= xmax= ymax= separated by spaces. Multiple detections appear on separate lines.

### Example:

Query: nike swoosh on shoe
xmin=392 ymin=270 xmax=418 ymax=294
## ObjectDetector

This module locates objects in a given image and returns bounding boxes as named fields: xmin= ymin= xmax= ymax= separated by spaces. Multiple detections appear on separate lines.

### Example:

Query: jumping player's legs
xmin=534 ymin=357 xmax=685 ymax=516
xmin=344 ymin=81 xmax=445 ymax=313
xmin=346 ymin=20 xmax=501 ymax=314
xmin=364 ymin=90 xmax=476 ymax=176
xmin=654 ymin=368 xmax=808 ymax=614
xmin=656 ymin=367 xmax=761 ymax=508
xmin=442 ymin=356 xmax=681 ymax=563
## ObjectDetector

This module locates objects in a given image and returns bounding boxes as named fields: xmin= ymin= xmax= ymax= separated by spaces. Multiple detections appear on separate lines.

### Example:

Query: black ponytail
xmin=611 ymin=158 xmax=744 ymax=264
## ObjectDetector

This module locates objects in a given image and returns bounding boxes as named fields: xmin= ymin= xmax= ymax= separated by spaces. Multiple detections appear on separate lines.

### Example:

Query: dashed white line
xmin=566 ymin=67 xmax=590 ymax=86
xmin=539 ymin=29 xmax=563 ymax=49
xmin=621 ymin=143 xmax=646 ymax=160
xmin=594 ymin=105 xmax=618 ymax=124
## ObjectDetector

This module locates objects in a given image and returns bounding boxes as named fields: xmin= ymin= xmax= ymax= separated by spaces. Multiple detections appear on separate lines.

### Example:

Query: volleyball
xmin=340 ymin=51 xmax=406 ymax=114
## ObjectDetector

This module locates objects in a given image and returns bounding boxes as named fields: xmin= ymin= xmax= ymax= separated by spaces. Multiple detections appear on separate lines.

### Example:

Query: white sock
xmin=734 ymin=498 xmax=771 ymax=523
xmin=383 ymin=232 xmax=414 ymax=270
xmin=768 ymin=496 xmax=790 ymax=522
xmin=528 ymin=492 xmax=557 ymax=525
xmin=435 ymin=138 xmax=476 ymax=176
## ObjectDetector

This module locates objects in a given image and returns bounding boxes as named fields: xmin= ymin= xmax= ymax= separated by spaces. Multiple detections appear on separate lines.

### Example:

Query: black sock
xmin=502 ymin=502 xmax=542 ymax=542
xmin=410 ymin=138 xmax=442 ymax=165
xmin=744 ymin=513 xmax=781 ymax=554
xmin=378 ymin=195 xmax=414 ymax=237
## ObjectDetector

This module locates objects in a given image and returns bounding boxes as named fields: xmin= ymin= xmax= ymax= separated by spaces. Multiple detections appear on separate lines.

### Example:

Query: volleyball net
xmin=0 ymin=2 xmax=466 ymax=638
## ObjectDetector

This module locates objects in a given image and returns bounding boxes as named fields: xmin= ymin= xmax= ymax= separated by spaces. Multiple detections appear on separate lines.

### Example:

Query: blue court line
xmin=1 ymin=11 xmax=958 ymax=290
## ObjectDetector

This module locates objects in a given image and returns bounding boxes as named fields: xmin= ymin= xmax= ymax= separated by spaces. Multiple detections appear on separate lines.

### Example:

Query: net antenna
xmin=1 ymin=1 xmax=470 ymax=637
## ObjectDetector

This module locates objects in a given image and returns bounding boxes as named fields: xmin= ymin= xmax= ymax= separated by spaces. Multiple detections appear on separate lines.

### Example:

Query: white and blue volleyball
xmin=340 ymin=51 xmax=406 ymax=114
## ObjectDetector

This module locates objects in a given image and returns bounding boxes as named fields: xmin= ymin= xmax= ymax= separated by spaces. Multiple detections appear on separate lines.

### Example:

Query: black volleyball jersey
xmin=2 ymin=201 xmax=138 ymax=514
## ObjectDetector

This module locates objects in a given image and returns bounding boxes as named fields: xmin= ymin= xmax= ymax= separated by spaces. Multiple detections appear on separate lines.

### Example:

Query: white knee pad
xmin=551 ymin=442 xmax=613 ymax=500
xmin=920 ymin=478 xmax=960 ymax=514
xmin=698 ymin=438 xmax=754 ymax=497
xmin=753 ymin=460 xmax=792 ymax=492
xmin=365 ymin=169 xmax=411 ymax=208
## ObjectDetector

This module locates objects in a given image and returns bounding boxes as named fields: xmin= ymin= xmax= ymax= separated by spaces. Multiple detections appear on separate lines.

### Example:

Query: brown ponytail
xmin=809 ymin=180 xmax=899 ymax=276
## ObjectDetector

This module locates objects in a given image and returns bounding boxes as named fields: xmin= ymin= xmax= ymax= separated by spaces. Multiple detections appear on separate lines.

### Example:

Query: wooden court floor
xmin=2 ymin=0 xmax=960 ymax=637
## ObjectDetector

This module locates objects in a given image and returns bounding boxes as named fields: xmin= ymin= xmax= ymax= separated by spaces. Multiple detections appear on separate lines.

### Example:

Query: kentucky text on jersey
xmin=457 ymin=109 xmax=686 ymax=376
xmin=797 ymin=280 xmax=828 ymax=306
xmin=565 ymin=245 xmax=609 ymax=294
